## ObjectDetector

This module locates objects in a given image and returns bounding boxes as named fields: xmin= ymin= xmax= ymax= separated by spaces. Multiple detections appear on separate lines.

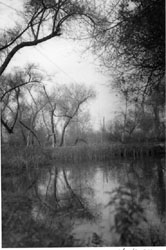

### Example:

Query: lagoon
xmin=32 ymin=157 xmax=166 ymax=246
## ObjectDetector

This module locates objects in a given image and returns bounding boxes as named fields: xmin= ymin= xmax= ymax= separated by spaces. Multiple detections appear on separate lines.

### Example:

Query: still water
xmin=32 ymin=158 xmax=166 ymax=246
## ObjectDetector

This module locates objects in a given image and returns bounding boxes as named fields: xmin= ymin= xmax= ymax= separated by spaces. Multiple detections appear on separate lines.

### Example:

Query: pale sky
xmin=0 ymin=0 xmax=121 ymax=130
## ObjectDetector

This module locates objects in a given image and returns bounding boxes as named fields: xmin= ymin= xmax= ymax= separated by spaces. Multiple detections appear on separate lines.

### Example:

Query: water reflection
xmin=32 ymin=158 xmax=165 ymax=246
xmin=154 ymin=159 xmax=166 ymax=217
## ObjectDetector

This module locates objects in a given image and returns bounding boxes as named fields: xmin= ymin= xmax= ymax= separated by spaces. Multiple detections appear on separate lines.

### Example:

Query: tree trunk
xmin=54 ymin=167 xmax=58 ymax=203
xmin=19 ymin=120 xmax=41 ymax=146
xmin=59 ymin=119 xmax=70 ymax=147
xmin=122 ymin=96 xmax=128 ymax=143
xmin=153 ymin=105 xmax=160 ymax=141
xmin=50 ymin=110 xmax=56 ymax=148
xmin=20 ymin=126 xmax=27 ymax=146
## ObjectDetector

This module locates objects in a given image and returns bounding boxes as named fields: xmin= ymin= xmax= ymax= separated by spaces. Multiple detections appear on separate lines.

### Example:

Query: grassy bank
xmin=2 ymin=142 xmax=165 ymax=167
xmin=52 ymin=143 xmax=165 ymax=163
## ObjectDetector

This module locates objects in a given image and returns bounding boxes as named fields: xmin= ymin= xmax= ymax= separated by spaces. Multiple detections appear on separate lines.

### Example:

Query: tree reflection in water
xmin=3 ymin=157 xmax=165 ymax=247
xmin=32 ymin=165 xmax=97 ymax=233
xmin=35 ymin=159 xmax=165 ymax=246
xmin=154 ymin=159 xmax=166 ymax=217
xmin=106 ymin=158 xmax=166 ymax=246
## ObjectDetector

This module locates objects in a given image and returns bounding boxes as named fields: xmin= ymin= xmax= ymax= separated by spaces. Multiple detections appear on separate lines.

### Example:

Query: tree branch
xmin=0 ymin=30 xmax=61 ymax=76
xmin=19 ymin=120 xmax=41 ymax=146
xmin=1 ymin=80 xmax=40 ymax=101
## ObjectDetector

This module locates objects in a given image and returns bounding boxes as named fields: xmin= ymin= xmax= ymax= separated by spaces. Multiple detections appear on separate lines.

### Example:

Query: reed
xmin=2 ymin=142 xmax=164 ymax=169
xmin=51 ymin=143 xmax=165 ymax=163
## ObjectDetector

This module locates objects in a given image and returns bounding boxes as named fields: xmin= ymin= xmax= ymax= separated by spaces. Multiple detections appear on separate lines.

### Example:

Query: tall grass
xmin=2 ymin=142 xmax=164 ymax=168
xmin=51 ymin=143 xmax=164 ymax=163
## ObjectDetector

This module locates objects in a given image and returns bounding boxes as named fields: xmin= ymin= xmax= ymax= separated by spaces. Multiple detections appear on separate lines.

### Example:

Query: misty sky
xmin=0 ymin=0 xmax=121 ymax=130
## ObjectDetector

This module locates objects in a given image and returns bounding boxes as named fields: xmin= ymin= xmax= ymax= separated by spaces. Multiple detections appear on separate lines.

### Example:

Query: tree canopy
xmin=94 ymin=0 xmax=165 ymax=93
xmin=0 ymin=0 xmax=100 ymax=76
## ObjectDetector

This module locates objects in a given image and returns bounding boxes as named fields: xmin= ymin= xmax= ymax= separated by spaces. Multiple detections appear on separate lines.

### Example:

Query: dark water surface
xmin=33 ymin=158 xmax=166 ymax=246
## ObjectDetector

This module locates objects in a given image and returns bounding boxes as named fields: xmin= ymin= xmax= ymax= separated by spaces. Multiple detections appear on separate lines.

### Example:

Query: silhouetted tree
xmin=1 ymin=64 xmax=43 ymax=134
xmin=0 ymin=0 xmax=100 ymax=76
xmin=94 ymin=0 xmax=164 ymax=91
xmin=57 ymin=83 xmax=95 ymax=146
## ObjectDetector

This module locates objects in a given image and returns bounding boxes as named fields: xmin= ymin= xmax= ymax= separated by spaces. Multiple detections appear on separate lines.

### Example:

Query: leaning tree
xmin=0 ymin=0 xmax=102 ymax=76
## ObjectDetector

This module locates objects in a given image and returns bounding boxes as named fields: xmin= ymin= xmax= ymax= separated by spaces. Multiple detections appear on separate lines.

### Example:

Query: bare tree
xmin=39 ymin=83 xmax=95 ymax=147
xmin=19 ymin=86 xmax=47 ymax=146
xmin=1 ymin=64 xmax=43 ymax=134
xmin=0 ymin=0 xmax=99 ymax=76
xmin=1 ymin=87 xmax=21 ymax=134
xmin=66 ymin=110 xmax=91 ymax=145
xmin=42 ymin=85 xmax=58 ymax=148
xmin=57 ymin=83 xmax=95 ymax=146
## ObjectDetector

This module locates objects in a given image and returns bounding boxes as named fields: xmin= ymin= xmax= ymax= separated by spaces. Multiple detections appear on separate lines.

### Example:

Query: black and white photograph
xmin=0 ymin=0 xmax=165 ymax=247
